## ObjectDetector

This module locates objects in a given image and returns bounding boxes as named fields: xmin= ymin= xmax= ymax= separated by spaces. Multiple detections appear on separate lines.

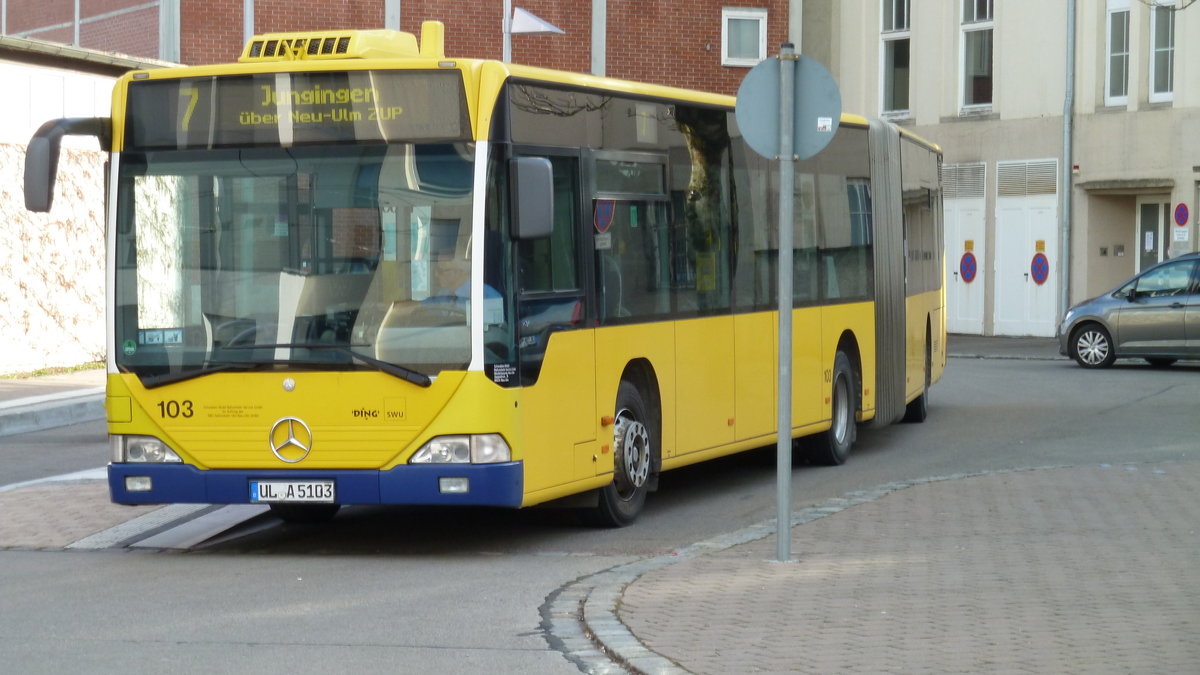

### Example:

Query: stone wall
xmin=0 ymin=144 xmax=106 ymax=375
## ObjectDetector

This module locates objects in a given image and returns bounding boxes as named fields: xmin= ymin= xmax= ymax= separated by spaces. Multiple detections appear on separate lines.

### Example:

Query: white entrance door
xmin=1136 ymin=199 xmax=1171 ymax=273
xmin=944 ymin=163 xmax=986 ymax=334
xmin=994 ymin=160 xmax=1059 ymax=337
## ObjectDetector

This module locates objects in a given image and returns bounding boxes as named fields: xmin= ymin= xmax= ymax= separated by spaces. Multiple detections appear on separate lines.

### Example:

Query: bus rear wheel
xmin=805 ymin=351 xmax=857 ymax=466
xmin=589 ymin=381 xmax=655 ymax=527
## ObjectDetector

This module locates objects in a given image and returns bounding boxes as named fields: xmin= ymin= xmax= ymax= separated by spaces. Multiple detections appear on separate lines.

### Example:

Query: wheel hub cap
xmin=613 ymin=412 xmax=650 ymax=495
xmin=1078 ymin=332 xmax=1109 ymax=364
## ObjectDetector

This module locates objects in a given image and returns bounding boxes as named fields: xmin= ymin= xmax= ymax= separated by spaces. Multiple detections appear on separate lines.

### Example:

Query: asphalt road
xmin=1 ymin=418 xmax=107 ymax=487
xmin=1 ymin=357 xmax=1197 ymax=673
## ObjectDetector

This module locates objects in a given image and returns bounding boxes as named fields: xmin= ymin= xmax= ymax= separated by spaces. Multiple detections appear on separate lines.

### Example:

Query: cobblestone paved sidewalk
xmin=617 ymin=463 xmax=1200 ymax=674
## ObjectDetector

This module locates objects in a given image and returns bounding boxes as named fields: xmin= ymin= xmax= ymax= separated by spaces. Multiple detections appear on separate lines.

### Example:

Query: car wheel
xmin=1069 ymin=324 xmax=1116 ymax=369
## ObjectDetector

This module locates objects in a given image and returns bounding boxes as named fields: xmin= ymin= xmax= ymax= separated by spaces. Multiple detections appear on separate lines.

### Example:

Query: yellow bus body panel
xmin=514 ymin=330 xmax=601 ymax=496
xmin=820 ymin=301 xmax=877 ymax=422
xmin=106 ymin=370 xmax=526 ymax=471
xmin=733 ymin=311 xmax=777 ymax=441
xmin=904 ymin=288 xmax=947 ymax=402
xmin=674 ymin=316 xmax=736 ymax=454
xmin=593 ymin=321 xmax=678 ymax=459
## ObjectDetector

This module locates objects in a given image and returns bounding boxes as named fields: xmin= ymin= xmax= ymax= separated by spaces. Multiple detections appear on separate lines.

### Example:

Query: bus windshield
xmin=113 ymin=142 xmax=480 ymax=384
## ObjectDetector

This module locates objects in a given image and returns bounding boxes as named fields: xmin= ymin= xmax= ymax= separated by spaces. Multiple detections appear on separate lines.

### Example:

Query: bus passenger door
xmin=513 ymin=153 xmax=597 ymax=489
xmin=672 ymin=207 xmax=735 ymax=455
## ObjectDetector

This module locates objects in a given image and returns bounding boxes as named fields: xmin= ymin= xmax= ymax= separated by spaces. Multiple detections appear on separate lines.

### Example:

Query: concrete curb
xmin=0 ymin=387 xmax=106 ymax=437
xmin=948 ymin=351 xmax=1065 ymax=361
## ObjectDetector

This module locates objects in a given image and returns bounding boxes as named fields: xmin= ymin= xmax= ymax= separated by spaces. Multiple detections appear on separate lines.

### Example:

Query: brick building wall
xmin=179 ymin=0 xmax=247 ymax=65
xmin=81 ymin=7 xmax=159 ymax=58
xmin=398 ymin=0 xmax=787 ymax=96
xmin=398 ymin=1 xmax=503 ymax=61
xmin=4 ymin=0 xmax=72 ymax=34
xmin=505 ymin=0 xmax=591 ymax=75
xmin=182 ymin=0 xmax=385 ymax=64
xmin=607 ymin=0 xmax=788 ymax=95
xmin=6 ymin=0 xmax=160 ymax=60
xmin=8 ymin=1 xmax=789 ymax=96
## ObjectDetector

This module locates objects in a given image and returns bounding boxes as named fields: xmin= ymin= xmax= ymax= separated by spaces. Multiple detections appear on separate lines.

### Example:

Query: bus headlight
xmin=111 ymin=435 xmax=182 ymax=463
xmin=411 ymin=434 xmax=511 ymax=464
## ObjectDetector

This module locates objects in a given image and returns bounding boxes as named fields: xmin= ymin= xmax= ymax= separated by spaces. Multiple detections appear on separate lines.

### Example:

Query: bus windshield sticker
xmin=487 ymin=362 xmax=517 ymax=385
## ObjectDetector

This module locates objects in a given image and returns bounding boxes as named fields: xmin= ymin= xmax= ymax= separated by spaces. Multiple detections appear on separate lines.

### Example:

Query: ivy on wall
xmin=0 ymin=144 xmax=106 ymax=375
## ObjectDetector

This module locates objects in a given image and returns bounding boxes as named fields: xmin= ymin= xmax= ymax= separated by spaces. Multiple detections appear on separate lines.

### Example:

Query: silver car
xmin=1058 ymin=252 xmax=1200 ymax=368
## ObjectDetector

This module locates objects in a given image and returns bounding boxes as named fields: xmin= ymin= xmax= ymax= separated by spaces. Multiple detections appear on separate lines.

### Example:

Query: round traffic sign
xmin=735 ymin=52 xmax=842 ymax=161
xmin=1175 ymin=203 xmax=1189 ymax=226
xmin=959 ymin=252 xmax=977 ymax=283
xmin=1030 ymin=253 xmax=1050 ymax=285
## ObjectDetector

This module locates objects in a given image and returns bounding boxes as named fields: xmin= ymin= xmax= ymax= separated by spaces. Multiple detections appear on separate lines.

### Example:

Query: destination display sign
xmin=124 ymin=70 xmax=469 ymax=150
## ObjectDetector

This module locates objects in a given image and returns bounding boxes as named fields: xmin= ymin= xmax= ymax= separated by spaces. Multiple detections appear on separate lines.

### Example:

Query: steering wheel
xmin=213 ymin=319 xmax=258 ymax=347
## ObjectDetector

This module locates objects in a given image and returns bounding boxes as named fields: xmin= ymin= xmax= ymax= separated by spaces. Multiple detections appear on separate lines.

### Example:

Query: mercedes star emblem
xmin=269 ymin=417 xmax=313 ymax=463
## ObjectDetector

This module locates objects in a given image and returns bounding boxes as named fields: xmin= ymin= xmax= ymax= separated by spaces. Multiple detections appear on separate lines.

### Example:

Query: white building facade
xmin=832 ymin=0 xmax=1199 ymax=336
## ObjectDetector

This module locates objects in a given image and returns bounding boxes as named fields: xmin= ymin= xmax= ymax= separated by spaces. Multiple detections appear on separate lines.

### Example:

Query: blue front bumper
xmin=108 ymin=462 xmax=524 ymax=507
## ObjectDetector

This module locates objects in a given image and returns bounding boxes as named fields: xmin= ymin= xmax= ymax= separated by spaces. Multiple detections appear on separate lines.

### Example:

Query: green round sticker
xmin=122 ymin=339 xmax=137 ymax=356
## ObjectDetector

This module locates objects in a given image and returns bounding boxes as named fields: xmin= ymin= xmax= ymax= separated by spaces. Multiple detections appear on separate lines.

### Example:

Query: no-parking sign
xmin=959 ymin=251 xmax=977 ymax=283
xmin=1174 ymin=204 xmax=1191 ymax=243
xmin=1030 ymin=253 xmax=1050 ymax=285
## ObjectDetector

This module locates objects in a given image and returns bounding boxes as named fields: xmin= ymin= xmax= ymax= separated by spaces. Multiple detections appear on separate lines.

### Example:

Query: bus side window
xmin=515 ymin=155 xmax=583 ymax=383
xmin=517 ymin=157 xmax=579 ymax=294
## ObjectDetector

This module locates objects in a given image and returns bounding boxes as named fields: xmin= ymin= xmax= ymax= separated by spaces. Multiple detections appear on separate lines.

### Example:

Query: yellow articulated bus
xmin=24 ymin=22 xmax=944 ymax=526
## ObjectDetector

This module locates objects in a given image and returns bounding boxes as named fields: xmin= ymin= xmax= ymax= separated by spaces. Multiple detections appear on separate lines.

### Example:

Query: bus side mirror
xmin=510 ymin=157 xmax=554 ymax=239
xmin=24 ymin=117 xmax=111 ymax=213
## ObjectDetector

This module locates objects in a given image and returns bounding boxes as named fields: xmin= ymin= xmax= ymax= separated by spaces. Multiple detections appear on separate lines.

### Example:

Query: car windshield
xmin=113 ymin=142 xmax=481 ymax=382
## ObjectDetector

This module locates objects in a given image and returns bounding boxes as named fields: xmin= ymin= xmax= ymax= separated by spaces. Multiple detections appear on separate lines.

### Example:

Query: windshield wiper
xmin=138 ymin=362 xmax=261 ymax=389
xmin=222 ymin=343 xmax=433 ymax=388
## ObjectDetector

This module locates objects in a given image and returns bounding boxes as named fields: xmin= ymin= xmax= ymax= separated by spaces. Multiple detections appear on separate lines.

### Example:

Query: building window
xmin=961 ymin=0 xmax=993 ymax=110
xmin=722 ymin=7 xmax=767 ymax=67
xmin=881 ymin=0 xmax=911 ymax=116
xmin=1106 ymin=0 xmax=1130 ymax=106
xmin=1149 ymin=3 xmax=1174 ymax=103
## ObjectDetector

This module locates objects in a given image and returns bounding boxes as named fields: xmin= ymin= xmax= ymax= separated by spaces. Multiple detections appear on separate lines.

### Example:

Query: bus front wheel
xmin=589 ymin=381 xmax=655 ymax=527
xmin=805 ymin=351 xmax=857 ymax=466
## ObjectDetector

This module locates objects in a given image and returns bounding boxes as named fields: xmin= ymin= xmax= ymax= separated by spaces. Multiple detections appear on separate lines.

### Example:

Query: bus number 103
xmin=157 ymin=400 xmax=194 ymax=419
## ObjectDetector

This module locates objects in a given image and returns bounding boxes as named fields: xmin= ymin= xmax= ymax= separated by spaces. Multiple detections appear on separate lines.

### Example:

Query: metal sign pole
xmin=734 ymin=43 xmax=840 ymax=564
xmin=775 ymin=43 xmax=796 ymax=563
